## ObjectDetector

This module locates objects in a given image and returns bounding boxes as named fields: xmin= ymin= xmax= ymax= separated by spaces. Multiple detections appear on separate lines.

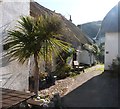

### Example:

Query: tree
xmin=4 ymin=15 xmax=71 ymax=97
xmin=97 ymin=43 xmax=105 ymax=63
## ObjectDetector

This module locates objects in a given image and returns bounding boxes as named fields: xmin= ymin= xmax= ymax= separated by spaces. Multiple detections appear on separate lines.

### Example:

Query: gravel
xmin=39 ymin=65 xmax=104 ymax=99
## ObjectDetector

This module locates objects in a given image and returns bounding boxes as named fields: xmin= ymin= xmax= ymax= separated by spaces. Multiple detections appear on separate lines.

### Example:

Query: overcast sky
xmin=35 ymin=0 xmax=119 ymax=25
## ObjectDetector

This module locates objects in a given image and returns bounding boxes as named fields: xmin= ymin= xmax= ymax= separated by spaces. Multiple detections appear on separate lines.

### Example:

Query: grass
xmin=69 ymin=72 xmax=79 ymax=78
xmin=69 ymin=64 xmax=105 ymax=78
xmin=82 ymin=64 xmax=104 ymax=75
xmin=96 ymin=64 xmax=104 ymax=71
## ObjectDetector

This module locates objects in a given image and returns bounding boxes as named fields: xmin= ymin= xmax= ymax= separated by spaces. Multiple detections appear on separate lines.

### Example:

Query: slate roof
xmin=30 ymin=2 xmax=92 ymax=48
xmin=101 ymin=2 xmax=120 ymax=32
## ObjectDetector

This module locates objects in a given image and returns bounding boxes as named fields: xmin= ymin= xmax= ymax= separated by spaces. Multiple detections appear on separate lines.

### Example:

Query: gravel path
xmin=39 ymin=65 xmax=104 ymax=98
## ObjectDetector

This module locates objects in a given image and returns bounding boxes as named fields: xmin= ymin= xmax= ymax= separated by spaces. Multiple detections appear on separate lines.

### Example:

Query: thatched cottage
xmin=0 ymin=0 xmax=95 ymax=91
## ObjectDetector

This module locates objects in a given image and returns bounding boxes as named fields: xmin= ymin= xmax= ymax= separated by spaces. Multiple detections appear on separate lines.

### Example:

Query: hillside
xmin=77 ymin=21 xmax=105 ymax=43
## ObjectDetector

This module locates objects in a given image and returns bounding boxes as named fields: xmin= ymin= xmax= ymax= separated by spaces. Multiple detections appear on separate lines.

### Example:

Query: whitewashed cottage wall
xmin=0 ymin=0 xmax=30 ymax=91
xmin=118 ymin=34 xmax=120 ymax=57
xmin=0 ymin=1 xmax=3 ymax=87
xmin=105 ymin=33 xmax=119 ymax=70
xmin=102 ymin=3 xmax=119 ymax=70
xmin=76 ymin=46 xmax=95 ymax=66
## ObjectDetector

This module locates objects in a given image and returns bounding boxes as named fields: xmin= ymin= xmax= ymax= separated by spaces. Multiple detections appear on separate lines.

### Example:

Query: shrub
xmin=54 ymin=50 xmax=73 ymax=79
xmin=39 ymin=72 xmax=48 ymax=80
xmin=69 ymin=72 xmax=77 ymax=77
xmin=97 ymin=43 xmax=105 ymax=64
xmin=54 ymin=64 xmax=71 ymax=79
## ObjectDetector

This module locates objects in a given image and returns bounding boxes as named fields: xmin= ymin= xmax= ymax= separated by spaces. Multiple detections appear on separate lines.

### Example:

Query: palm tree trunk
xmin=34 ymin=53 xmax=39 ymax=97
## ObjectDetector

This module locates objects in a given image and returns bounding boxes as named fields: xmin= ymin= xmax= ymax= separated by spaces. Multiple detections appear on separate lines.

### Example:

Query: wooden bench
xmin=73 ymin=61 xmax=84 ymax=73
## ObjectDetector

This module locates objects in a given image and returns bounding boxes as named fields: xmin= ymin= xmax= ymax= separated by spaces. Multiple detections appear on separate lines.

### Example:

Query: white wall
xmin=0 ymin=1 xmax=30 ymax=91
xmin=105 ymin=32 xmax=118 ymax=70
xmin=118 ymin=33 xmax=120 ymax=57
xmin=2 ymin=1 xmax=30 ymax=30
xmin=79 ymin=50 xmax=91 ymax=65
xmin=76 ymin=46 xmax=95 ymax=65
xmin=0 ymin=1 xmax=2 ymax=89
xmin=0 ymin=61 xmax=29 ymax=91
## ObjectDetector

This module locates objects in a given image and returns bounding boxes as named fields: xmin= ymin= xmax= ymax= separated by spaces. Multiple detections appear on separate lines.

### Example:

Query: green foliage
xmin=83 ymin=43 xmax=99 ymax=54
xmin=92 ymin=44 xmax=100 ymax=54
xmin=97 ymin=43 xmax=105 ymax=63
xmin=39 ymin=72 xmax=48 ymax=80
xmin=54 ymin=49 xmax=74 ymax=79
xmin=4 ymin=17 xmax=36 ymax=63
xmin=54 ymin=64 xmax=71 ymax=79
xmin=69 ymin=72 xmax=78 ymax=77
xmin=4 ymin=15 xmax=71 ymax=64
xmin=3 ymin=15 xmax=71 ymax=96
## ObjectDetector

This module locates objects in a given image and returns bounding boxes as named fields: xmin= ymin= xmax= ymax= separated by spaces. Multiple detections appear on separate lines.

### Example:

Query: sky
xmin=35 ymin=0 xmax=119 ymax=25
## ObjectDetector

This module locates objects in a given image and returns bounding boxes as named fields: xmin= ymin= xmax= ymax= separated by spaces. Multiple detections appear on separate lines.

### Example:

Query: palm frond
xmin=4 ymin=15 xmax=71 ymax=65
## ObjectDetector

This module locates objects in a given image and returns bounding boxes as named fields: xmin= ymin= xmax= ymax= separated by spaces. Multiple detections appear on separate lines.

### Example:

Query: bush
xmin=54 ymin=64 xmax=71 ymax=79
xmin=39 ymin=72 xmax=48 ymax=80
xmin=54 ymin=50 xmax=74 ymax=79
xmin=97 ymin=43 xmax=105 ymax=64
xmin=69 ymin=72 xmax=77 ymax=77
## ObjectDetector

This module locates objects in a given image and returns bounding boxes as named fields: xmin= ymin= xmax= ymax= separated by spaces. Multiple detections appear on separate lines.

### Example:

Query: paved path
xmin=66 ymin=65 xmax=103 ymax=94
xmin=62 ymin=65 xmax=118 ymax=107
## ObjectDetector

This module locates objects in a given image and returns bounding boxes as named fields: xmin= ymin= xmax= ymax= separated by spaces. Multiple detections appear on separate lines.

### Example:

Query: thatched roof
xmin=30 ymin=2 xmax=92 ymax=48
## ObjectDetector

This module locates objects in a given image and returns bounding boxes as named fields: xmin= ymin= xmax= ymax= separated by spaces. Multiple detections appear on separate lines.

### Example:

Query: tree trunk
xmin=34 ymin=53 xmax=39 ymax=97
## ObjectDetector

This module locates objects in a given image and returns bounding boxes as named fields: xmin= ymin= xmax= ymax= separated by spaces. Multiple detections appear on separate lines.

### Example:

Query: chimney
xmin=69 ymin=15 xmax=72 ymax=22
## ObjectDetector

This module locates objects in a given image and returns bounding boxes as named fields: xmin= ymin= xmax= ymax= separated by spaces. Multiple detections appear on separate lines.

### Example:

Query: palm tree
xmin=4 ymin=15 xmax=71 ymax=97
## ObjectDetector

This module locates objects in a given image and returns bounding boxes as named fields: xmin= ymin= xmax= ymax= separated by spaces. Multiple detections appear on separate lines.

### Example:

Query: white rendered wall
xmin=0 ymin=61 xmax=29 ymax=91
xmin=76 ymin=46 xmax=81 ymax=63
xmin=76 ymin=45 xmax=95 ymax=65
xmin=0 ymin=2 xmax=2 ymax=108
xmin=0 ymin=1 xmax=3 ymax=89
xmin=79 ymin=50 xmax=94 ymax=65
xmin=118 ymin=33 xmax=120 ymax=57
xmin=105 ymin=32 xmax=118 ymax=70
xmin=0 ymin=0 xmax=30 ymax=91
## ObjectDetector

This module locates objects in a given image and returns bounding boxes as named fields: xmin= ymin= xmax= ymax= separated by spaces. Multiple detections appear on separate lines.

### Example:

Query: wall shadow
xmin=61 ymin=72 xmax=119 ymax=107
